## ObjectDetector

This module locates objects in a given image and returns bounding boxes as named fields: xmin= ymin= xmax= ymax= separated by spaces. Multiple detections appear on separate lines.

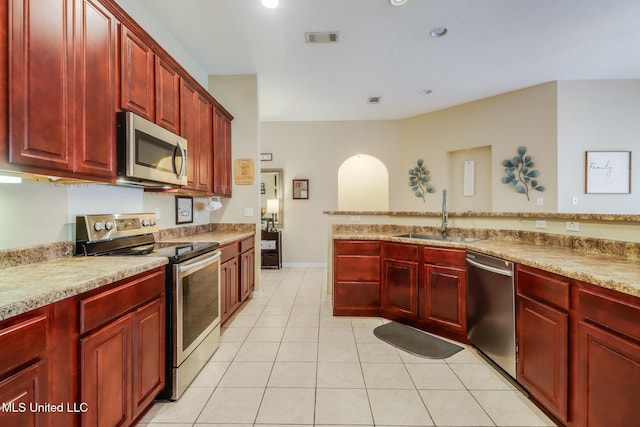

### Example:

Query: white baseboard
xmin=282 ymin=262 xmax=328 ymax=268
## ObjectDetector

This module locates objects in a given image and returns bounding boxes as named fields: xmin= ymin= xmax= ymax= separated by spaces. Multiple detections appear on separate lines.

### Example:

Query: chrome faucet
xmin=438 ymin=188 xmax=448 ymax=238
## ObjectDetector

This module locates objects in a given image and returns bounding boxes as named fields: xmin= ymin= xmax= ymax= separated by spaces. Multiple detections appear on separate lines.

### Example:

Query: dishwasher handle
xmin=466 ymin=257 xmax=514 ymax=277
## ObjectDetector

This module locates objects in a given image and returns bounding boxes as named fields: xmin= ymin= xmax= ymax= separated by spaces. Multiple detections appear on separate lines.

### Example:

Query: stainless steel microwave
xmin=117 ymin=111 xmax=188 ymax=187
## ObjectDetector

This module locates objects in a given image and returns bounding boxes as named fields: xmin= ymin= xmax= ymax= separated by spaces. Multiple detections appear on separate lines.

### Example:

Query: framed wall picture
xmin=585 ymin=151 xmax=631 ymax=194
xmin=175 ymin=196 xmax=194 ymax=224
xmin=293 ymin=179 xmax=309 ymax=199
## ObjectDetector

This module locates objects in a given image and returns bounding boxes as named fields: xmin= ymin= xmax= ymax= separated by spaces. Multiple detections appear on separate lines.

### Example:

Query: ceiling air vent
xmin=367 ymin=96 xmax=382 ymax=104
xmin=305 ymin=32 xmax=339 ymax=44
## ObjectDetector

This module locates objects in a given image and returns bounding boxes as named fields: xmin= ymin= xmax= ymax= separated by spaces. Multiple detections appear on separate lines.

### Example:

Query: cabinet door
xmin=121 ymin=26 xmax=155 ymax=120
xmin=8 ymin=0 xmax=73 ymax=171
xmin=382 ymin=258 xmax=418 ymax=319
xmin=241 ymin=248 xmax=255 ymax=301
xmin=422 ymin=265 xmax=467 ymax=334
xmin=197 ymin=94 xmax=213 ymax=192
xmin=73 ymin=0 xmax=117 ymax=178
xmin=180 ymin=79 xmax=199 ymax=189
xmin=155 ymin=57 xmax=180 ymax=134
xmin=131 ymin=297 xmax=165 ymax=420
xmin=80 ymin=314 xmax=132 ymax=427
xmin=0 ymin=360 xmax=49 ymax=427
xmin=221 ymin=258 xmax=239 ymax=323
xmin=213 ymin=108 xmax=232 ymax=196
xmin=516 ymin=295 xmax=568 ymax=422
xmin=575 ymin=320 xmax=640 ymax=427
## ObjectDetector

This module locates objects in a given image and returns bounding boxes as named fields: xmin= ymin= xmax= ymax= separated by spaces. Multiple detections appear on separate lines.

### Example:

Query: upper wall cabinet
xmin=213 ymin=107 xmax=232 ymax=197
xmin=155 ymin=57 xmax=180 ymax=134
xmin=120 ymin=26 xmax=155 ymax=121
xmin=3 ymin=0 xmax=117 ymax=180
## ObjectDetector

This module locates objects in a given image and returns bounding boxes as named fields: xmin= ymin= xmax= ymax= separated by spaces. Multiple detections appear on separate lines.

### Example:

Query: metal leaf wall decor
xmin=501 ymin=146 xmax=545 ymax=201
xmin=408 ymin=159 xmax=435 ymax=202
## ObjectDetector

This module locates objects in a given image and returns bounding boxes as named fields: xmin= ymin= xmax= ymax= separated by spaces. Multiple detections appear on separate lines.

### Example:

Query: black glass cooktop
xmin=152 ymin=241 xmax=220 ymax=263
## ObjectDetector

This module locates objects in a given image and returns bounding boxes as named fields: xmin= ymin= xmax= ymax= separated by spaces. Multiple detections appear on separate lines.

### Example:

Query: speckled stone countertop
xmin=0 ymin=223 xmax=255 ymax=322
xmin=334 ymin=227 xmax=640 ymax=298
xmin=0 ymin=256 xmax=168 ymax=321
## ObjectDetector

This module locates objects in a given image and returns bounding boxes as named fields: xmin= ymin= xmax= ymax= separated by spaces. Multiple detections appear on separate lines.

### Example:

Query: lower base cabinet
xmin=573 ymin=283 xmax=640 ymax=427
xmin=79 ymin=268 xmax=166 ymax=427
xmin=221 ymin=236 xmax=256 ymax=324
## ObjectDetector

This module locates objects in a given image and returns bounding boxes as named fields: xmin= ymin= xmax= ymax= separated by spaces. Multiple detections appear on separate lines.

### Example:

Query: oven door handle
xmin=176 ymin=251 xmax=221 ymax=273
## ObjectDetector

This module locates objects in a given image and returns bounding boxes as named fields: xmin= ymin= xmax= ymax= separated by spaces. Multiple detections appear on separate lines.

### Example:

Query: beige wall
xmin=557 ymin=80 xmax=640 ymax=213
xmin=260 ymin=121 xmax=402 ymax=265
xmin=399 ymin=82 xmax=558 ymax=213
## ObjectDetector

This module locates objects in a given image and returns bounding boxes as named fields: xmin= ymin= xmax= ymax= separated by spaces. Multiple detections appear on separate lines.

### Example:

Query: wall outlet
xmin=572 ymin=196 xmax=579 ymax=206
xmin=536 ymin=197 xmax=544 ymax=206
xmin=566 ymin=221 xmax=580 ymax=232
xmin=155 ymin=208 xmax=162 ymax=220
xmin=351 ymin=215 xmax=361 ymax=222
xmin=244 ymin=207 xmax=253 ymax=217
xmin=535 ymin=220 xmax=547 ymax=229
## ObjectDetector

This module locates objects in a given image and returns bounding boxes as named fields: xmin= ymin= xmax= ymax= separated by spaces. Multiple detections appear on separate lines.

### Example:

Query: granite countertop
xmin=334 ymin=232 xmax=640 ymax=298
xmin=160 ymin=230 xmax=255 ymax=246
xmin=0 ymin=226 xmax=255 ymax=323
xmin=0 ymin=256 xmax=168 ymax=321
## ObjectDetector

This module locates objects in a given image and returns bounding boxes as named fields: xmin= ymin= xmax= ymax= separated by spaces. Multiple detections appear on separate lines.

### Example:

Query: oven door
xmin=173 ymin=250 xmax=221 ymax=365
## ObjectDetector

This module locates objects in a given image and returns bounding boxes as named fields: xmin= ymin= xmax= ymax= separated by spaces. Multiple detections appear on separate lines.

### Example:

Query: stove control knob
xmin=93 ymin=221 xmax=105 ymax=232
xmin=142 ymin=219 xmax=150 ymax=227
xmin=105 ymin=221 xmax=114 ymax=231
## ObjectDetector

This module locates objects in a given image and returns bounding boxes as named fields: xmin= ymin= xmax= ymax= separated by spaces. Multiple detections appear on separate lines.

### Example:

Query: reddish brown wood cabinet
xmin=213 ymin=107 xmax=233 ymax=197
xmin=382 ymin=243 xmax=419 ymax=319
xmin=333 ymin=240 xmax=381 ymax=316
xmin=121 ymin=25 xmax=155 ymax=121
xmin=240 ymin=237 xmax=256 ymax=301
xmin=5 ymin=0 xmax=117 ymax=180
xmin=573 ymin=282 xmax=640 ymax=427
xmin=221 ymin=236 xmax=256 ymax=324
xmin=516 ymin=265 xmax=570 ymax=424
xmin=79 ymin=268 xmax=165 ymax=427
xmin=421 ymin=247 xmax=467 ymax=341
xmin=154 ymin=57 xmax=181 ymax=134
xmin=0 ymin=308 xmax=51 ymax=427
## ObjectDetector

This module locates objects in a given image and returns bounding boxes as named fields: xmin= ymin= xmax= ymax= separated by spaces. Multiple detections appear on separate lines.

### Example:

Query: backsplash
xmin=0 ymin=242 xmax=73 ymax=269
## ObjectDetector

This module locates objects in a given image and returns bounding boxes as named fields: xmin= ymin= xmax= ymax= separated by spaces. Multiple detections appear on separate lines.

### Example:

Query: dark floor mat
xmin=373 ymin=321 xmax=464 ymax=359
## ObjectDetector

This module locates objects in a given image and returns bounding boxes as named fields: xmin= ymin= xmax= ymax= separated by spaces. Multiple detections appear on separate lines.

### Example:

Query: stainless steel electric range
xmin=76 ymin=213 xmax=221 ymax=400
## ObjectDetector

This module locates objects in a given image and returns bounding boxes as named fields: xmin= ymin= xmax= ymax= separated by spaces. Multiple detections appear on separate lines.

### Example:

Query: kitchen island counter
xmin=333 ymin=230 xmax=640 ymax=298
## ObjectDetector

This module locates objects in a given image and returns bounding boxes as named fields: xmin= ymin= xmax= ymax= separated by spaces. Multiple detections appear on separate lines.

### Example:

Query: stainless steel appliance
xmin=117 ymin=111 xmax=188 ymax=187
xmin=76 ymin=214 xmax=220 ymax=400
xmin=466 ymin=250 xmax=516 ymax=378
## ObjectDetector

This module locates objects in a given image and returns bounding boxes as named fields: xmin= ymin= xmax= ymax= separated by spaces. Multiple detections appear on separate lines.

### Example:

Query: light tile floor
xmin=139 ymin=267 xmax=557 ymax=427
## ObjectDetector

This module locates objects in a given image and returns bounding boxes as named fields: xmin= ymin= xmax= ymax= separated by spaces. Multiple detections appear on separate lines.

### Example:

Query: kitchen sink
xmin=393 ymin=233 xmax=480 ymax=243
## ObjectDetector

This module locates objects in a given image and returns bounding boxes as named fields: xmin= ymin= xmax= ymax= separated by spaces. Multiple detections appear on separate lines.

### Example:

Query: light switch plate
xmin=244 ymin=208 xmax=253 ymax=217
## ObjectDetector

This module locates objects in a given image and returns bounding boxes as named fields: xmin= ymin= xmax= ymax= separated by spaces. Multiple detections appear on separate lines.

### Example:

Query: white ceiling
xmin=138 ymin=0 xmax=640 ymax=122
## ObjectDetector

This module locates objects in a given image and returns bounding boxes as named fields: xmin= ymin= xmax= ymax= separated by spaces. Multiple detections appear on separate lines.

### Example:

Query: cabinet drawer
xmin=578 ymin=284 xmax=640 ymax=341
xmin=79 ymin=269 xmax=165 ymax=335
xmin=0 ymin=311 xmax=49 ymax=376
xmin=516 ymin=265 xmax=570 ymax=311
xmin=383 ymin=243 xmax=419 ymax=261
xmin=423 ymin=247 xmax=466 ymax=266
xmin=240 ymin=236 xmax=254 ymax=252
xmin=335 ymin=240 xmax=380 ymax=256
xmin=334 ymin=282 xmax=380 ymax=309
xmin=335 ymin=256 xmax=380 ymax=282
xmin=220 ymin=242 xmax=239 ymax=263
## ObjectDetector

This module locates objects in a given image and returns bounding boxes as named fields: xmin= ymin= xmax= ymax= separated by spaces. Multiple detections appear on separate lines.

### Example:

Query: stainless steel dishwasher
xmin=466 ymin=250 xmax=516 ymax=378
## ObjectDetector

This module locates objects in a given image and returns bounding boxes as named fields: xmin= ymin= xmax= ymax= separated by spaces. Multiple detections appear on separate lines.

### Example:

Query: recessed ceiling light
xmin=388 ymin=0 xmax=409 ymax=6
xmin=367 ymin=96 xmax=382 ymax=104
xmin=261 ymin=0 xmax=279 ymax=9
xmin=419 ymin=89 xmax=432 ymax=95
xmin=429 ymin=27 xmax=448 ymax=38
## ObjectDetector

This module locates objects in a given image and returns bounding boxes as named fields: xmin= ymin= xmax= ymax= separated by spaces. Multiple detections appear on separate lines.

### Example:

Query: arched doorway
xmin=338 ymin=154 xmax=389 ymax=210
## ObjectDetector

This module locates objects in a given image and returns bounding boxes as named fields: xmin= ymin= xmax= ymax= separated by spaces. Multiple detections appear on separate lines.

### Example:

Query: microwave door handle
xmin=174 ymin=141 xmax=187 ymax=179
